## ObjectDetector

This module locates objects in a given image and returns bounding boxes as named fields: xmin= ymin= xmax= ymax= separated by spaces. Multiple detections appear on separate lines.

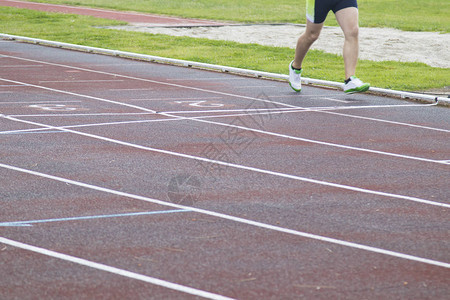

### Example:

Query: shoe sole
xmin=289 ymin=82 xmax=301 ymax=92
xmin=344 ymin=83 xmax=370 ymax=94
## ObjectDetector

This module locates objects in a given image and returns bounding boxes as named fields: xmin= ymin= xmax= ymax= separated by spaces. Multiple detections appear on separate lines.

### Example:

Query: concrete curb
xmin=1 ymin=33 xmax=448 ymax=106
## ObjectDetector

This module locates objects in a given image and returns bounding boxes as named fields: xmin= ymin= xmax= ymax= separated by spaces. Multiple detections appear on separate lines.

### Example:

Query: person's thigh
xmin=334 ymin=6 xmax=359 ymax=35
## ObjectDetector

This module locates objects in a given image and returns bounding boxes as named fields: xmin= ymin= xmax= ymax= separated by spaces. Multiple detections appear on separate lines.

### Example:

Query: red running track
xmin=0 ymin=38 xmax=449 ymax=299
xmin=0 ymin=0 xmax=227 ymax=26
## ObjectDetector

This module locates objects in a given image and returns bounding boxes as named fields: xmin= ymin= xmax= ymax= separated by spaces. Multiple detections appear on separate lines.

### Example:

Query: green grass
xmin=25 ymin=0 xmax=450 ymax=32
xmin=0 ymin=6 xmax=448 ymax=91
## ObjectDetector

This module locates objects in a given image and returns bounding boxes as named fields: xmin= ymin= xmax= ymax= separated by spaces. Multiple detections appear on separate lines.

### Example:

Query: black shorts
xmin=306 ymin=0 xmax=358 ymax=24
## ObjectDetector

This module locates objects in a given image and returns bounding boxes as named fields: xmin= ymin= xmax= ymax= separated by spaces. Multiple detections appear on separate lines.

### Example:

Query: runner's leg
xmin=292 ymin=20 xmax=324 ymax=69
xmin=335 ymin=7 xmax=359 ymax=79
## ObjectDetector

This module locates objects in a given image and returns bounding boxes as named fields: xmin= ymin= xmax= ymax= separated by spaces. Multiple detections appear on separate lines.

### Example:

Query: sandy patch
xmin=105 ymin=24 xmax=450 ymax=69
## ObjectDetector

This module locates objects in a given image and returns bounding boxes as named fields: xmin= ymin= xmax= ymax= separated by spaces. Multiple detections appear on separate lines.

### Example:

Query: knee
xmin=304 ymin=30 xmax=321 ymax=43
xmin=344 ymin=26 xmax=359 ymax=40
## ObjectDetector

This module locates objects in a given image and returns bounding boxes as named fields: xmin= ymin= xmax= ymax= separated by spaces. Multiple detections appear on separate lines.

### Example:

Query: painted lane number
xmin=175 ymin=100 xmax=224 ymax=108
xmin=29 ymin=104 xmax=78 ymax=111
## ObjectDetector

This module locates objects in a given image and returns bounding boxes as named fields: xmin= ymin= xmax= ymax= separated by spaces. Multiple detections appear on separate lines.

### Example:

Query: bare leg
xmin=292 ymin=20 xmax=324 ymax=69
xmin=335 ymin=7 xmax=360 ymax=79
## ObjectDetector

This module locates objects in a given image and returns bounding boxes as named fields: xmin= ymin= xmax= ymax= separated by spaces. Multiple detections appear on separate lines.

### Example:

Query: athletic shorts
xmin=306 ymin=0 xmax=358 ymax=24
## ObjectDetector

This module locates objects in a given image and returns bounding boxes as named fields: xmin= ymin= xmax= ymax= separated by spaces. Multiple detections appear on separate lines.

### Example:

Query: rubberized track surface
xmin=0 ymin=0 xmax=227 ymax=26
xmin=0 ymin=40 xmax=449 ymax=299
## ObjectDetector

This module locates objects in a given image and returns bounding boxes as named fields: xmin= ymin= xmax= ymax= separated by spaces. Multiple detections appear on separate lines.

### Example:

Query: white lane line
xmin=0 ymin=209 xmax=190 ymax=227
xmin=317 ymin=110 xmax=450 ymax=133
xmin=2 ymin=53 xmax=448 ymax=133
xmin=0 ymin=117 xmax=177 ymax=135
xmin=160 ymin=103 xmax=439 ymax=115
xmin=269 ymin=93 xmax=348 ymax=99
xmin=320 ymin=97 xmax=354 ymax=103
xmin=0 ymin=111 xmax=276 ymax=135
xmin=0 ymin=237 xmax=234 ymax=300
xmin=39 ymin=80 xmax=124 ymax=83
xmin=2 ymin=114 xmax=449 ymax=208
xmin=88 ymin=63 xmax=146 ymax=66
xmin=109 ymin=88 xmax=154 ymax=91
xmin=0 ymin=101 xmax=82 ymax=104
xmin=128 ymin=96 xmax=224 ymax=102
xmin=5 ymin=107 xmax=293 ymax=118
xmin=0 ymin=130 xmax=67 ymax=135
xmin=0 ymin=78 xmax=157 ymax=114
xmin=0 ymin=162 xmax=448 ymax=269
xmin=0 ymin=65 xmax=43 ymax=68
xmin=7 ymin=112 xmax=153 ymax=117
xmin=166 ymin=78 xmax=243 ymax=81
xmin=15 ymin=103 xmax=425 ymax=117
xmin=235 ymin=85 xmax=279 ymax=88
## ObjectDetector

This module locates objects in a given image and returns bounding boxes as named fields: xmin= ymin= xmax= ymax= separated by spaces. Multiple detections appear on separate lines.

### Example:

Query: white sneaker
xmin=289 ymin=61 xmax=302 ymax=92
xmin=343 ymin=76 xmax=370 ymax=93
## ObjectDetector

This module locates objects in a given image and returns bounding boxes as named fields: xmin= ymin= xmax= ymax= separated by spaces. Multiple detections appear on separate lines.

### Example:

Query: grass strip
xmin=24 ymin=0 xmax=450 ymax=32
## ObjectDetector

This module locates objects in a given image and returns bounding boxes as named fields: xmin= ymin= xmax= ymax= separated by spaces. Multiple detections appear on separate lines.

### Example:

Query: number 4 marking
xmin=174 ymin=100 xmax=224 ymax=108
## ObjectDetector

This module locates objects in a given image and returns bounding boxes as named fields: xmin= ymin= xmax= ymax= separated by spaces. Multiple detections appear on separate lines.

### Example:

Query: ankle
xmin=291 ymin=63 xmax=302 ymax=71
xmin=345 ymin=76 xmax=355 ymax=84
